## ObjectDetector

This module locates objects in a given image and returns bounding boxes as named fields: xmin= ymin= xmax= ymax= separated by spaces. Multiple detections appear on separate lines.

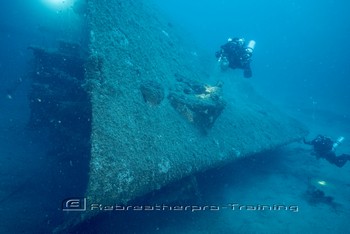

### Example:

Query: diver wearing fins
xmin=304 ymin=135 xmax=350 ymax=168
xmin=215 ymin=37 xmax=255 ymax=78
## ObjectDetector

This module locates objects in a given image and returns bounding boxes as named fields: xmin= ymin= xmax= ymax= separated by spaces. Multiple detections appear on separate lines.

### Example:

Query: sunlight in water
xmin=41 ymin=0 xmax=76 ymax=11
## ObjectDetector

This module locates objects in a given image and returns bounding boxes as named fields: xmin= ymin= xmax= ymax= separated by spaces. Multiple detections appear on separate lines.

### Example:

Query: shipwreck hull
xmin=84 ymin=0 xmax=307 ymax=213
xmin=57 ymin=0 xmax=308 ymax=230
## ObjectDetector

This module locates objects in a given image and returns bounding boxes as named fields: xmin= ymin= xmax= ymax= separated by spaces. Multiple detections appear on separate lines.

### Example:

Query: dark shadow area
xmin=23 ymin=40 xmax=91 ymax=232
xmin=68 ymin=149 xmax=286 ymax=233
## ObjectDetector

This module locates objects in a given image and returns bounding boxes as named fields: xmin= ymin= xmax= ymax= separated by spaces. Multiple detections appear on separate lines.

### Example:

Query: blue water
xmin=1 ymin=0 xmax=350 ymax=233
xmin=155 ymin=0 xmax=350 ymax=113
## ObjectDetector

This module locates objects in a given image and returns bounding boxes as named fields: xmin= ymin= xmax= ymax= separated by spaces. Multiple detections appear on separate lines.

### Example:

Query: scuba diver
xmin=304 ymin=135 xmax=350 ymax=168
xmin=215 ymin=37 xmax=255 ymax=78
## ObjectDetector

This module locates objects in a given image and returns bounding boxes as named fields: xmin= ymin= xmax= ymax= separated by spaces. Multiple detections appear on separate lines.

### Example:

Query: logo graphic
xmin=62 ymin=198 xmax=86 ymax=211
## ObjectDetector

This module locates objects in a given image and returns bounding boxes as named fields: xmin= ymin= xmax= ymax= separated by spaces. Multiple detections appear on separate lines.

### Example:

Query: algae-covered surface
xmin=82 ymin=0 xmax=307 ymax=218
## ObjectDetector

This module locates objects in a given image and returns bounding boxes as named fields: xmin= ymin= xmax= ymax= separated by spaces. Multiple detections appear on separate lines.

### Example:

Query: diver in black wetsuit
xmin=215 ymin=37 xmax=255 ymax=78
xmin=304 ymin=135 xmax=350 ymax=168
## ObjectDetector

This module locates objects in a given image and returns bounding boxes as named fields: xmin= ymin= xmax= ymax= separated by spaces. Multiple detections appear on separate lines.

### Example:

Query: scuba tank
xmin=246 ymin=40 xmax=256 ymax=53
xmin=332 ymin=136 xmax=345 ymax=151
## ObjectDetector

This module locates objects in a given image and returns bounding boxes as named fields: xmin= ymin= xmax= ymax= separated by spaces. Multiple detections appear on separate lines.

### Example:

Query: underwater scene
xmin=1 ymin=0 xmax=349 ymax=233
